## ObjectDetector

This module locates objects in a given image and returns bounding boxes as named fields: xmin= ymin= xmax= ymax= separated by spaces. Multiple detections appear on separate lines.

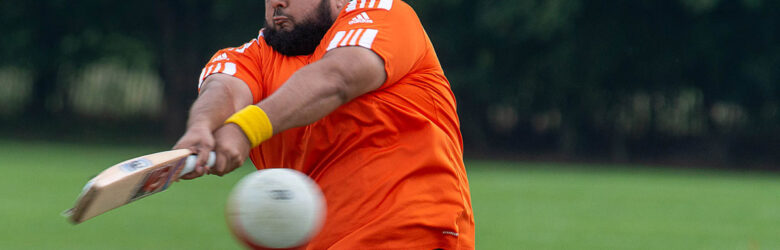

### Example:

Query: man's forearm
xmin=187 ymin=75 xmax=254 ymax=131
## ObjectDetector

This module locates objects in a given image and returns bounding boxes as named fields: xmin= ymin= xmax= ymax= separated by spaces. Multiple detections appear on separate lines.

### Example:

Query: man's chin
xmin=262 ymin=0 xmax=334 ymax=56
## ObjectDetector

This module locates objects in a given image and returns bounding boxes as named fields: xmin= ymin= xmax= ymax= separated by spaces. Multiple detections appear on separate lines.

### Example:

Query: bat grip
xmin=180 ymin=151 xmax=216 ymax=177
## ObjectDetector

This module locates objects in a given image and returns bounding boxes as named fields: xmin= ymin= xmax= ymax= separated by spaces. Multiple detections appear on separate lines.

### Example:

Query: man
xmin=174 ymin=0 xmax=474 ymax=248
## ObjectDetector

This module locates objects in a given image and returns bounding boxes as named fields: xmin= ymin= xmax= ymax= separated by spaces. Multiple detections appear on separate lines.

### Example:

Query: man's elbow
xmin=334 ymin=81 xmax=351 ymax=104
xmin=313 ymin=62 xmax=359 ymax=104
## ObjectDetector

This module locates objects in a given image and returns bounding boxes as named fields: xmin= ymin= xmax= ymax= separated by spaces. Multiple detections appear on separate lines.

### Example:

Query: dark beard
xmin=263 ymin=0 xmax=334 ymax=56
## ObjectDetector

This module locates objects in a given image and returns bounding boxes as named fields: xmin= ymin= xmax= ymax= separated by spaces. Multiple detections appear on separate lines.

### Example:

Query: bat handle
xmin=180 ymin=151 xmax=216 ymax=177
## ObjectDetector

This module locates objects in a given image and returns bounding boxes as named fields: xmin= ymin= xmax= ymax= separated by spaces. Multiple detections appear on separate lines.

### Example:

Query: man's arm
xmin=208 ymin=46 xmax=386 ymax=176
xmin=261 ymin=47 xmax=386 ymax=133
xmin=173 ymin=74 xmax=253 ymax=178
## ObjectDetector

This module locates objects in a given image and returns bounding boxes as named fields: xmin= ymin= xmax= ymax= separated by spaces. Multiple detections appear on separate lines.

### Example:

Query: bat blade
xmin=66 ymin=149 xmax=195 ymax=224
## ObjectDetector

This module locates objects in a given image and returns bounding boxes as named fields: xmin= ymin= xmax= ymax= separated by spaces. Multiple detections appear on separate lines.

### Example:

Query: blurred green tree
xmin=0 ymin=0 xmax=776 ymax=166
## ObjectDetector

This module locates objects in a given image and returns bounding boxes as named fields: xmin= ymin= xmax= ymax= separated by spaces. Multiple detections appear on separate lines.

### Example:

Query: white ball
xmin=226 ymin=168 xmax=326 ymax=249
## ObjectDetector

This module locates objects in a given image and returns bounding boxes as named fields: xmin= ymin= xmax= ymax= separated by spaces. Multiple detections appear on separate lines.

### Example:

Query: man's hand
xmin=173 ymin=74 xmax=254 ymax=179
xmin=209 ymin=123 xmax=252 ymax=176
xmin=173 ymin=126 xmax=216 ymax=179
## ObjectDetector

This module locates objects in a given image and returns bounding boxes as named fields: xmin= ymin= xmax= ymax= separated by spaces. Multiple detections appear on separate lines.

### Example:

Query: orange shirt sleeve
xmin=323 ymin=0 xmax=427 ymax=88
xmin=198 ymin=36 xmax=264 ymax=102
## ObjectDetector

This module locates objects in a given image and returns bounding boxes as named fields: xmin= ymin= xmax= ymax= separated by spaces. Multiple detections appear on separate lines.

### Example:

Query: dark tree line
xmin=1 ymin=0 xmax=777 ymax=167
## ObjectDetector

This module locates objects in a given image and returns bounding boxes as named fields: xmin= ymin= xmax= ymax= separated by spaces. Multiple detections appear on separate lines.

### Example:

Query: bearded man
xmin=174 ymin=0 xmax=474 ymax=248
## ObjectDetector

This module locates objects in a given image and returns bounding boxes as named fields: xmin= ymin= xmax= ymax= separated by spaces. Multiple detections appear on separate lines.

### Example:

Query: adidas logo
xmin=348 ymin=12 xmax=373 ymax=25
xmin=211 ymin=53 xmax=228 ymax=62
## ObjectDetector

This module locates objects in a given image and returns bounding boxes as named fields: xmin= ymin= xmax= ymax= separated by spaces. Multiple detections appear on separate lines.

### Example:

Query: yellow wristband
xmin=225 ymin=105 xmax=273 ymax=147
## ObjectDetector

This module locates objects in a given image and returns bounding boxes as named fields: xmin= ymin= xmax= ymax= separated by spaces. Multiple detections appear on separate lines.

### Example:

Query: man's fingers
xmin=196 ymin=148 xmax=211 ymax=168
xmin=173 ymin=125 xmax=217 ymax=180
xmin=180 ymin=166 xmax=206 ymax=180
xmin=211 ymin=152 xmax=228 ymax=176
xmin=206 ymin=151 xmax=217 ymax=167
xmin=226 ymin=152 xmax=244 ymax=175
xmin=205 ymin=124 xmax=251 ymax=177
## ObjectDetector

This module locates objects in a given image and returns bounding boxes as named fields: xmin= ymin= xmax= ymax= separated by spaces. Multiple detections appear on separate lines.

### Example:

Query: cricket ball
xmin=226 ymin=168 xmax=326 ymax=249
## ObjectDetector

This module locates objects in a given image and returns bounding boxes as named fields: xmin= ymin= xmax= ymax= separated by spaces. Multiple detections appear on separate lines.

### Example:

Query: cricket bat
xmin=64 ymin=149 xmax=216 ymax=224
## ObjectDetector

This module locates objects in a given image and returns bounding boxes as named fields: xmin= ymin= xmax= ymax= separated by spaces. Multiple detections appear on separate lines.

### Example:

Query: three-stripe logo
xmin=345 ymin=0 xmax=393 ymax=12
xmin=349 ymin=12 xmax=373 ymax=25
xmin=326 ymin=29 xmax=379 ymax=51
xmin=198 ymin=62 xmax=238 ymax=89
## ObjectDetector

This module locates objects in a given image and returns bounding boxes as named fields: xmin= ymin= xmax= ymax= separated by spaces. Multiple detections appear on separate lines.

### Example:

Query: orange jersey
xmin=199 ymin=0 xmax=474 ymax=248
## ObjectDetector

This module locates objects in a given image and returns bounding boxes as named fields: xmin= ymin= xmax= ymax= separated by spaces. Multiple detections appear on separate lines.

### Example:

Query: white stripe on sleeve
xmin=198 ymin=67 xmax=207 ymax=87
xmin=223 ymin=63 xmax=237 ymax=75
xmin=205 ymin=65 xmax=214 ymax=76
xmin=358 ymin=29 xmax=378 ymax=49
xmin=346 ymin=1 xmax=357 ymax=12
xmin=349 ymin=29 xmax=364 ymax=46
xmin=340 ymin=29 xmax=356 ymax=47
xmin=378 ymin=0 xmax=392 ymax=10
xmin=327 ymin=31 xmax=347 ymax=51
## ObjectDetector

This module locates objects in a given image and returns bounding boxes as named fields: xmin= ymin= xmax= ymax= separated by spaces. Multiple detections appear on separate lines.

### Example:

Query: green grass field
xmin=1 ymin=140 xmax=778 ymax=249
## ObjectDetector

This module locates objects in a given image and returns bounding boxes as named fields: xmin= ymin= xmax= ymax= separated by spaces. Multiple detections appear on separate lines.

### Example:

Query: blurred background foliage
xmin=0 ymin=0 xmax=777 ymax=168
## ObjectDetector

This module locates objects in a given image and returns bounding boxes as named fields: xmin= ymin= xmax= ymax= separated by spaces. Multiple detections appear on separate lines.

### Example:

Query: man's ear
xmin=335 ymin=0 xmax=349 ymax=10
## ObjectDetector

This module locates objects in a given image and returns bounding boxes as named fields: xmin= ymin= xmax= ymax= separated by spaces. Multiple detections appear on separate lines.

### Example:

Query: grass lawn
xmin=0 ymin=140 xmax=778 ymax=249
